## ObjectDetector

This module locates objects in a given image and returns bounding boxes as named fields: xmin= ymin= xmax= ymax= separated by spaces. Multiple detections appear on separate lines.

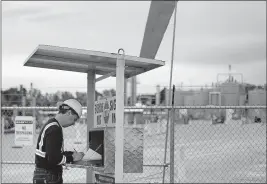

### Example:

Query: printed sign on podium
xmin=15 ymin=116 xmax=35 ymax=146
xmin=94 ymin=97 xmax=116 ymax=128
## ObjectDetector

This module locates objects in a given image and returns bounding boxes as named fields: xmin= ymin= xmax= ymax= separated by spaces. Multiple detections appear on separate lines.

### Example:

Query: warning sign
xmin=94 ymin=172 xmax=115 ymax=183
xmin=94 ymin=97 xmax=116 ymax=128
xmin=15 ymin=116 xmax=35 ymax=146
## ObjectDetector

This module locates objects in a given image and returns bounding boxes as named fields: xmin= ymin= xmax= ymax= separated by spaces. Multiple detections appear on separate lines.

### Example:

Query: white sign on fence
xmin=15 ymin=116 xmax=35 ymax=146
xmin=94 ymin=97 xmax=116 ymax=128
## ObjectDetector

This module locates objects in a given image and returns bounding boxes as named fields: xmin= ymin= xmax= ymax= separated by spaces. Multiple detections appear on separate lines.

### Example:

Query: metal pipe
xmin=1 ymin=105 xmax=266 ymax=110
xmin=163 ymin=1 xmax=178 ymax=183
xmin=115 ymin=48 xmax=125 ymax=183
xmin=170 ymin=85 xmax=176 ymax=183
xmin=143 ymin=164 xmax=169 ymax=167
xmin=86 ymin=69 xmax=96 ymax=183
xmin=1 ymin=161 xmax=169 ymax=168
xmin=1 ymin=161 xmax=35 ymax=165
xmin=125 ymin=105 xmax=266 ymax=109
xmin=0 ymin=117 xmax=3 ymax=183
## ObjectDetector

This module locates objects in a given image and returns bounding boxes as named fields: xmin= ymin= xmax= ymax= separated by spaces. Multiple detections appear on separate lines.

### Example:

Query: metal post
xmin=0 ymin=13 xmax=2 ymax=181
xmin=1 ymin=117 xmax=3 ymax=184
xmin=163 ymin=1 xmax=177 ymax=183
xmin=86 ymin=70 xmax=96 ymax=183
xmin=115 ymin=49 xmax=125 ymax=183
xmin=170 ymin=85 xmax=175 ymax=182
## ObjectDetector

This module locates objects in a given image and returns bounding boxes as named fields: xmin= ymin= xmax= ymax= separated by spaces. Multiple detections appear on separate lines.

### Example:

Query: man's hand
xmin=72 ymin=152 xmax=85 ymax=162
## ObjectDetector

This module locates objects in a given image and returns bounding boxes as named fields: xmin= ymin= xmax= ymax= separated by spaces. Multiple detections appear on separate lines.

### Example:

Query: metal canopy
xmin=24 ymin=45 xmax=165 ymax=78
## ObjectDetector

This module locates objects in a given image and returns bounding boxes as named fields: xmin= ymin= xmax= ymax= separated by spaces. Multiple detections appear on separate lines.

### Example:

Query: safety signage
xmin=15 ymin=116 xmax=35 ymax=146
xmin=94 ymin=172 xmax=115 ymax=183
xmin=94 ymin=97 xmax=116 ymax=128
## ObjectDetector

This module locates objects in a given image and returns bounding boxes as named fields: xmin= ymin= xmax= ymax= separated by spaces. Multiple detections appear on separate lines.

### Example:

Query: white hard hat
xmin=62 ymin=99 xmax=82 ymax=118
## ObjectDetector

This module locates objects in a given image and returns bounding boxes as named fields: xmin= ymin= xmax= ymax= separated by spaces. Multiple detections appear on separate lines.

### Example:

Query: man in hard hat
xmin=33 ymin=99 xmax=85 ymax=184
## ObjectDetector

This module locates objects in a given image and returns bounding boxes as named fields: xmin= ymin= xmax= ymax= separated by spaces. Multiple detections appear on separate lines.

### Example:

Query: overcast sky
xmin=2 ymin=1 xmax=266 ymax=96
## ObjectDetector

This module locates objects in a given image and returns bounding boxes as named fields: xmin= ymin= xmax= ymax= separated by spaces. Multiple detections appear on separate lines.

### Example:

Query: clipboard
xmin=82 ymin=148 xmax=102 ymax=161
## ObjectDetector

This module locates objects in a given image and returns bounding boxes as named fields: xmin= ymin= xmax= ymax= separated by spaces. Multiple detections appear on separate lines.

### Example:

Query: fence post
xmin=0 ymin=116 xmax=3 ymax=184
xmin=170 ymin=85 xmax=175 ymax=183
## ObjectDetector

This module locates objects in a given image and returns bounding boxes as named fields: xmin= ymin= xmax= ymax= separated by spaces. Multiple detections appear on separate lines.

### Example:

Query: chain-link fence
xmin=171 ymin=107 xmax=266 ymax=183
xmin=123 ymin=106 xmax=266 ymax=183
xmin=1 ymin=107 xmax=87 ymax=183
xmin=1 ymin=106 xmax=266 ymax=183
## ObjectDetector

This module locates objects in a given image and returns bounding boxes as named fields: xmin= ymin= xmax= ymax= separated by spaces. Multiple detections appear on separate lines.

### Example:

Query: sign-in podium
xmin=24 ymin=45 xmax=165 ymax=182
xmin=78 ymin=127 xmax=144 ymax=173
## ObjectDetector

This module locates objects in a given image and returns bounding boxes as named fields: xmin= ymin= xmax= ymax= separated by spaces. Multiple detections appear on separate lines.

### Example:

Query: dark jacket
xmin=35 ymin=118 xmax=73 ymax=173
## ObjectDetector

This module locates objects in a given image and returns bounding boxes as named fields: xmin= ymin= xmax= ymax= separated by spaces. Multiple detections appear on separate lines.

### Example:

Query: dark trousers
xmin=33 ymin=167 xmax=63 ymax=184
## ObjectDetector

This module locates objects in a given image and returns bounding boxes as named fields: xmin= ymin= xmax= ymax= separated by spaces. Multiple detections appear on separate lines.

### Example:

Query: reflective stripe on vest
xmin=36 ymin=122 xmax=59 ymax=157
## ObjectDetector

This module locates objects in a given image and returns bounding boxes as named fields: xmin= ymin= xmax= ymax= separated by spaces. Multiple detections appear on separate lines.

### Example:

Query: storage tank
xmin=193 ymin=90 xmax=209 ymax=106
xmin=189 ymin=91 xmax=209 ymax=120
xmin=248 ymin=89 xmax=266 ymax=123
xmin=174 ymin=90 xmax=185 ymax=106
xmin=220 ymin=82 xmax=240 ymax=106
xmin=184 ymin=95 xmax=194 ymax=106
xmin=248 ymin=89 xmax=266 ymax=106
